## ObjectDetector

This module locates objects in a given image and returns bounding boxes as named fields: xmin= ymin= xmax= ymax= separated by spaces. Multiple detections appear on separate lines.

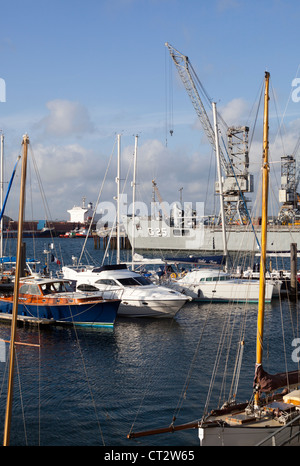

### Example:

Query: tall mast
xmin=0 ymin=133 xmax=4 ymax=261
xmin=116 ymin=134 xmax=121 ymax=264
xmin=212 ymin=102 xmax=228 ymax=269
xmin=254 ymin=72 xmax=270 ymax=407
xmin=131 ymin=135 xmax=138 ymax=270
xmin=3 ymin=134 xmax=29 ymax=446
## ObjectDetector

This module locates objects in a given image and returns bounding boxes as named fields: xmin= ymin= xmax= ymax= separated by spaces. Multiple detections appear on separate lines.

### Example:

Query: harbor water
xmin=0 ymin=238 xmax=298 ymax=446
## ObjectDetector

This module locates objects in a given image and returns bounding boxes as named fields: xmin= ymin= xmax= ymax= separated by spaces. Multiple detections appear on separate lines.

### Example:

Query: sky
xmin=0 ymin=0 xmax=300 ymax=222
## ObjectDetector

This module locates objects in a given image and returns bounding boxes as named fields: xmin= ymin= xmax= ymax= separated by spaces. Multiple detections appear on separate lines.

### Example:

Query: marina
xmin=0 ymin=5 xmax=299 ymax=450
xmin=0 ymin=236 xmax=297 ymax=446
xmin=0 ymin=72 xmax=299 ymax=449
xmin=0 ymin=128 xmax=300 ymax=445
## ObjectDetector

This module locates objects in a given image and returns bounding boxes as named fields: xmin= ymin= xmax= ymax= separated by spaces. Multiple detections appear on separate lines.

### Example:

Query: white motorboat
xmin=168 ymin=267 xmax=275 ymax=303
xmin=237 ymin=267 xmax=283 ymax=296
xmin=61 ymin=264 xmax=191 ymax=318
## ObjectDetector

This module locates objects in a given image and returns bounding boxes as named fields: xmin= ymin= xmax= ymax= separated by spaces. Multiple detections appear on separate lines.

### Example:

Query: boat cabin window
xmin=77 ymin=284 xmax=99 ymax=292
xmin=94 ymin=279 xmax=118 ymax=286
xmin=173 ymin=229 xmax=190 ymax=236
xmin=41 ymin=281 xmax=72 ymax=294
xmin=19 ymin=284 xmax=42 ymax=295
xmin=117 ymin=276 xmax=152 ymax=286
xmin=199 ymin=275 xmax=229 ymax=282
xmin=134 ymin=276 xmax=152 ymax=285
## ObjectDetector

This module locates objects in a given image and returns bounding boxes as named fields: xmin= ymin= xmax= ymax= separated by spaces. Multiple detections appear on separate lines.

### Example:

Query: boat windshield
xmin=117 ymin=276 xmax=152 ymax=287
xmin=19 ymin=283 xmax=42 ymax=295
xmin=40 ymin=281 xmax=73 ymax=294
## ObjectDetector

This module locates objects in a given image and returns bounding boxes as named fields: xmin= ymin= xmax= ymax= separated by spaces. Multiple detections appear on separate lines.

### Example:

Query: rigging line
xmin=128 ymin=319 xmax=178 ymax=438
xmin=275 ymin=63 xmax=300 ymax=144
xmin=248 ymin=80 xmax=264 ymax=154
xmin=204 ymin=147 xmax=214 ymax=211
xmin=218 ymin=309 xmax=241 ymax=406
xmin=28 ymin=144 xmax=54 ymax=229
xmin=70 ymin=324 xmax=106 ymax=446
xmin=202 ymin=305 xmax=238 ymax=416
xmin=171 ymin=303 xmax=215 ymax=423
xmin=26 ymin=149 xmax=38 ymax=262
xmin=78 ymin=137 xmax=117 ymax=265
xmin=14 ymin=347 xmax=28 ymax=445
xmin=270 ymin=82 xmax=286 ymax=157
xmin=216 ymin=308 xmax=239 ymax=407
xmin=28 ymin=144 xmax=59 ymax=259
xmin=228 ymin=303 xmax=250 ymax=402
xmin=37 ymin=321 xmax=41 ymax=446
xmin=102 ymin=136 xmax=135 ymax=264
xmin=165 ymin=48 xmax=174 ymax=145
xmin=246 ymin=76 xmax=264 ymax=129
xmin=278 ymin=292 xmax=290 ymax=383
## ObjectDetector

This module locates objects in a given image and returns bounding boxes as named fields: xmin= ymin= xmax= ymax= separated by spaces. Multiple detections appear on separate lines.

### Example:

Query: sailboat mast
xmin=255 ymin=72 xmax=270 ymax=406
xmin=0 ymin=133 xmax=4 ymax=261
xmin=116 ymin=134 xmax=121 ymax=265
xmin=212 ymin=102 xmax=228 ymax=267
xmin=131 ymin=135 xmax=138 ymax=270
xmin=3 ymin=134 xmax=29 ymax=446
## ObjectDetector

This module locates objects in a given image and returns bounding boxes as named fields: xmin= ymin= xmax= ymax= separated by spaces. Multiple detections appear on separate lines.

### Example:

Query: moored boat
xmin=0 ymin=276 xmax=120 ymax=328
xmin=62 ymin=264 xmax=191 ymax=318
xmin=168 ymin=267 xmax=275 ymax=302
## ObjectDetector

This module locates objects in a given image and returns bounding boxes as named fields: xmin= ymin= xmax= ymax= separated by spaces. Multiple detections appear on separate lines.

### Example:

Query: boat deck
xmin=204 ymin=399 xmax=298 ymax=428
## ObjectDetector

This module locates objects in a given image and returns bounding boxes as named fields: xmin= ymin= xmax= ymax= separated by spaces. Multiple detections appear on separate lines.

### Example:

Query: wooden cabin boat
xmin=0 ymin=276 xmax=120 ymax=328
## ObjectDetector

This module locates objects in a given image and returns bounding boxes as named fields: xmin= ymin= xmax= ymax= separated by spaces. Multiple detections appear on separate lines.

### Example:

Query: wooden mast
xmin=254 ymin=72 xmax=270 ymax=407
xmin=3 ymin=134 xmax=29 ymax=446
xmin=128 ymin=72 xmax=271 ymax=440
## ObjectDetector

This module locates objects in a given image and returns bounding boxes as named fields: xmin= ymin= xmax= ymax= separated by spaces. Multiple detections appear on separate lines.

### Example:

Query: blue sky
xmin=0 ymin=0 xmax=299 ymax=220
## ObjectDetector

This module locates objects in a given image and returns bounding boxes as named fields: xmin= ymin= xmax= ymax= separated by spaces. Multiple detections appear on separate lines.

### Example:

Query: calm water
xmin=0 ymin=238 xmax=298 ymax=446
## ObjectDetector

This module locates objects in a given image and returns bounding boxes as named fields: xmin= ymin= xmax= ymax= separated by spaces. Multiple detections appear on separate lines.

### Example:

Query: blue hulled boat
xmin=0 ymin=276 xmax=120 ymax=328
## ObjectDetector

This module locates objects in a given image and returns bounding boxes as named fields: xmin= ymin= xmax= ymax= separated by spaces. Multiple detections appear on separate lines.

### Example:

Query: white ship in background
xmin=122 ymin=44 xmax=300 ymax=254
xmin=122 ymin=208 xmax=300 ymax=253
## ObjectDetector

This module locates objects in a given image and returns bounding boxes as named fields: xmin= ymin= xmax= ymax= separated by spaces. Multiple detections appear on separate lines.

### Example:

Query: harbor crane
xmin=278 ymin=135 xmax=300 ymax=224
xmin=165 ymin=42 xmax=253 ymax=224
xmin=152 ymin=179 xmax=170 ymax=219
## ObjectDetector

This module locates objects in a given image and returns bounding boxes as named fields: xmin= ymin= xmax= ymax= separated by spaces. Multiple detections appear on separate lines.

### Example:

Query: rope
xmin=78 ymin=137 xmax=117 ymax=265
xmin=171 ymin=303 xmax=214 ymax=423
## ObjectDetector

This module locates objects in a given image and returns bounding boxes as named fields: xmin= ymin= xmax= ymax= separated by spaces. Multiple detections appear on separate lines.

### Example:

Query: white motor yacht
xmin=168 ymin=268 xmax=274 ymax=303
xmin=61 ymin=264 xmax=191 ymax=318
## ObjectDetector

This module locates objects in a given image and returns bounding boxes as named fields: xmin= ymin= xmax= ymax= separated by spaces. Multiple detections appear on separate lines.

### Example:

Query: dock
xmin=92 ymin=230 xmax=131 ymax=250
xmin=0 ymin=312 xmax=54 ymax=326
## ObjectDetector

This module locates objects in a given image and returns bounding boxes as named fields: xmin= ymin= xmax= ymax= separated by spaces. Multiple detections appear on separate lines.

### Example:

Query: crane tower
xmin=165 ymin=42 xmax=253 ymax=224
xmin=278 ymin=136 xmax=300 ymax=224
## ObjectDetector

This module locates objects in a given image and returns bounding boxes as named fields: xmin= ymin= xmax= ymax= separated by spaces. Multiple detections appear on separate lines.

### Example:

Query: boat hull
xmin=198 ymin=424 xmax=300 ymax=446
xmin=123 ymin=216 xmax=300 ymax=252
xmin=62 ymin=265 xmax=190 ymax=318
xmin=170 ymin=280 xmax=274 ymax=303
xmin=116 ymin=297 xmax=188 ymax=318
xmin=0 ymin=299 xmax=120 ymax=328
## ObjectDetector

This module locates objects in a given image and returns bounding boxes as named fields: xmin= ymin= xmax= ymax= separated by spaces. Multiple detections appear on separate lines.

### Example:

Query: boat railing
xmin=256 ymin=412 xmax=300 ymax=446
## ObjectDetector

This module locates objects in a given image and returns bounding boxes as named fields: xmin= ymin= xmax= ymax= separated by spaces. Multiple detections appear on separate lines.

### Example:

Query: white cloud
xmin=219 ymin=98 xmax=250 ymax=126
xmin=37 ymin=99 xmax=95 ymax=138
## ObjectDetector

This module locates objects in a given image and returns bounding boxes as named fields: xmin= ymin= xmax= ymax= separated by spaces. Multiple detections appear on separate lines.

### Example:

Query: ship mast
xmin=212 ymin=102 xmax=228 ymax=269
xmin=254 ymin=72 xmax=270 ymax=407
xmin=3 ymin=134 xmax=29 ymax=446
